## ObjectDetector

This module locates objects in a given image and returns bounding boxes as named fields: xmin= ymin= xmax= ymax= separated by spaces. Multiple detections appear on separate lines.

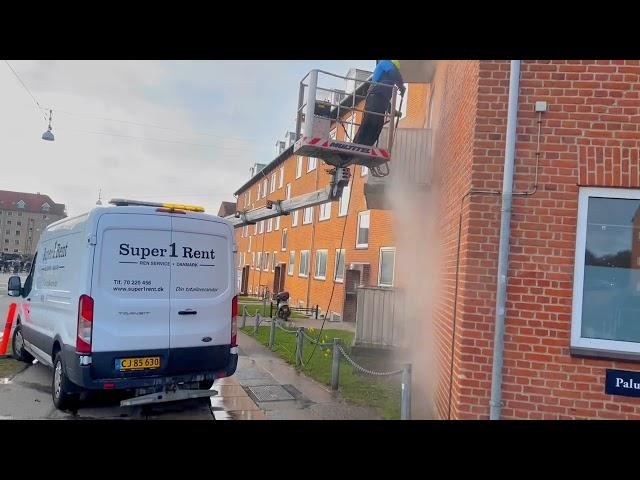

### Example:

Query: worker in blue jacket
xmin=352 ymin=60 xmax=406 ymax=146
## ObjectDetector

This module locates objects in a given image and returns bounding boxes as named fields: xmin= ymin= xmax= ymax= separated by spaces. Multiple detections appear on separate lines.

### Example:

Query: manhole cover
xmin=248 ymin=385 xmax=295 ymax=402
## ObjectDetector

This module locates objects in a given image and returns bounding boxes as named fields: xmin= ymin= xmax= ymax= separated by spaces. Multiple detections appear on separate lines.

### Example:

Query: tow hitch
xmin=120 ymin=383 xmax=218 ymax=407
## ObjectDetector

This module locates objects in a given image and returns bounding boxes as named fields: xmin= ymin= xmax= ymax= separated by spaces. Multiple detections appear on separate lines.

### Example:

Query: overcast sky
xmin=0 ymin=60 xmax=372 ymax=216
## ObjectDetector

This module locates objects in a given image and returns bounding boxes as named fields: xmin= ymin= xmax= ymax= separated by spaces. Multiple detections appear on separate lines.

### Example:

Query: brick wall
xmin=452 ymin=60 xmax=640 ymax=419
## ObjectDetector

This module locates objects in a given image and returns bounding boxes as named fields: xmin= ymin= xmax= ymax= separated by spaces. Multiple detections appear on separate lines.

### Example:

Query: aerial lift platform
xmin=229 ymin=69 xmax=402 ymax=228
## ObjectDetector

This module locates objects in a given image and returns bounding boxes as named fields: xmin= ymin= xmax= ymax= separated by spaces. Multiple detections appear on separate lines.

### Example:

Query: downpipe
xmin=489 ymin=60 xmax=521 ymax=420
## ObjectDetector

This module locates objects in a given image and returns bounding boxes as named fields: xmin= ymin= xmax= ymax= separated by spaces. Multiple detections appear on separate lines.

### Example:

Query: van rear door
xmin=90 ymin=213 xmax=171 ymax=378
xmin=168 ymin=216 xmax=232 ymax=374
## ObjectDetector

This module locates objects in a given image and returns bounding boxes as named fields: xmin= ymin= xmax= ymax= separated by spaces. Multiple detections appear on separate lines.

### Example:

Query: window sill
xmin=299 ymin=274 xmax=308 ymax=278
xmin=356 ymin=245 xmax=369 ymax=249
xmin=314 ymin=276 xmax=326 ymax=281
xmin=334 ymin=279 xmax=344 ymax=284
xmin=570 ymin=344 xmax=640 ymax=363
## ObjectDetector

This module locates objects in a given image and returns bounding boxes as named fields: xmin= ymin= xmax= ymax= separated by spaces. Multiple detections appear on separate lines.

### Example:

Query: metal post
xmin=254 ymin=312 xmax=260 ymax=336
xmin=269 ymin=317 xmax=277 ymax=349
xmin=295 ymin=327 xmax=305 ymax=367
xmin=262 ymin=295 xmax=266 ymax=318
xmin=331 ymin=338 xmax=341 ymax=390
xmin=387 ymin=86 xmax=398 ymax=152
xmin=401 ymin=363 xmax=412 ymax=420
xmin=315 ymin=305 xmax=319 ymax=319
xmin=270 ymin=301 xmax=273 ymax=319
xmin=304 ymin=70 xmax=318 ymax=139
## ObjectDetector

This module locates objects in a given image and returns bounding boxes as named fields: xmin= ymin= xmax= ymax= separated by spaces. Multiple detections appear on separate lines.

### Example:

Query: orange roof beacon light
xmin=108 ymin=198 xmax=205 ymax=213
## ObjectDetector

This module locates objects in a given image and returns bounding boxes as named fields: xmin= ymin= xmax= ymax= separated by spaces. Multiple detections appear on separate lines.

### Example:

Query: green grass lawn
xmin=0 ymin=341 xmax=28 ymax=379
xmin=239 ymin=303 xmax=306 ymax=319
xmin=238 ymin=296 xmax=260 ymax=302
xmin=240 ymin=326 xmax=401 ymax=420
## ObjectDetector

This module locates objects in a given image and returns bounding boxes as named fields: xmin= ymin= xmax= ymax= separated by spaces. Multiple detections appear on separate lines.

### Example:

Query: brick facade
xmin=433 ymin=60 xmax=640 ymax=419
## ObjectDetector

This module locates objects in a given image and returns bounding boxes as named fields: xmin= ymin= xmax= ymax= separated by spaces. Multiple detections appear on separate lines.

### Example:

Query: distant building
xmin=0 ymin=190 xmax=66 ymax=256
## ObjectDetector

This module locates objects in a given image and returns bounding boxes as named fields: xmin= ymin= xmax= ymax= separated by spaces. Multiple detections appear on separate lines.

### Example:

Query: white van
xmin=8 ymin=200 xmax=239 ymax=410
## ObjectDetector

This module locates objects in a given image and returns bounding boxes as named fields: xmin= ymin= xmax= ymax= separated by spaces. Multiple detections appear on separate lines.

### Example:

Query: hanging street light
xmin=42 ymin=109 xmax=54 ymax=141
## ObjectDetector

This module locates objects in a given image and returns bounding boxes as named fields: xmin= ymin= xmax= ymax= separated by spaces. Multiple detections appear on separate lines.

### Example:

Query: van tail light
xmin=231 ymin=295 xmax=238 ymax=346
xmin=76 ymin=295 xmax=94 ymax=354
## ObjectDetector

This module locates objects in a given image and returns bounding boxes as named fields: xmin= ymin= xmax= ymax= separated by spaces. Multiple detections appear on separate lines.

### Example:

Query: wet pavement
xmin=0 ymin=277 xmax=376 ymax=420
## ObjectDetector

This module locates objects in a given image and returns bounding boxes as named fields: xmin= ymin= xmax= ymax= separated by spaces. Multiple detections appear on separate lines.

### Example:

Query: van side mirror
xmin=7 ymin=276 xmax=22 ymax=297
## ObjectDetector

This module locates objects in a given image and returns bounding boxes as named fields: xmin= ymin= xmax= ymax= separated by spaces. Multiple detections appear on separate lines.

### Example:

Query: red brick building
xmin=428 ymin=60 xmax=640 ymax=419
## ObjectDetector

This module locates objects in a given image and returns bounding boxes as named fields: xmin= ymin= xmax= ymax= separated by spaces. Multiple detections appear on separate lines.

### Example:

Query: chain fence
xmin=240 ymin=307 xmax=412 ymax=419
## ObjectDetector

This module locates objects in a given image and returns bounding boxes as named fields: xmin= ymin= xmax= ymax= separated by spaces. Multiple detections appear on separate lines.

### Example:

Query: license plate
xmin=115 ymin=357 xmax=161 ymax=371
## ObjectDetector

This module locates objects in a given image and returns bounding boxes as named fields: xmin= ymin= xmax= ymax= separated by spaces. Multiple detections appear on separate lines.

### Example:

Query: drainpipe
xmin=489 ymin=60 xmax=521 ymax=420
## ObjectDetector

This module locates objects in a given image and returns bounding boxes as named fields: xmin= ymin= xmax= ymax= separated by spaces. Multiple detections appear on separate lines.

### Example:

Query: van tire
xmin=199 ymin=379 xmax=215 ymax=390
xmin=52 ymin=352 xmax=79 ymax=411
xmin=12 ymin=324 xmax=34 ymax=363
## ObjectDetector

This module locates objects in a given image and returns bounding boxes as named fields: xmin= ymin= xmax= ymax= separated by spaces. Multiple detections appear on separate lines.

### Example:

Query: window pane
xmin=339 ymin=183 xmax=351 ymax=216
xmin=582 ymin=197 xmax=640 ymax=342
xmin=335 ymin=250 xmax=345 ymax=281
xmin=379 ymin=249 xmax=395 ymax=286
xmin=357 ymin=212 xmax=370 ymax=246
xmin=288 ymin=251 xmax=295 ymax=275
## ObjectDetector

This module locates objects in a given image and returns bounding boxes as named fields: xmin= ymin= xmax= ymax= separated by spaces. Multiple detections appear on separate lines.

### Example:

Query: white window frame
xmin=339 ymin=182 xmax=351 ymax=217
xmin=262 ymin=179 xmax=268 ymax=198
xmin=281 ymin=228 xmax=288 ymax=251
xmin=307 ymin=157 xmax=317 ymax=173
xmin=571 ymin=187 xmax=640 ymax=359
xmin=291 ymin=210 xmax=299 ymax=227
xmin=314 ymin=250 xmax=328 ymax=280
xmin=303 ymin=207 xmax=314 ymax=225
xmin=270 ymin=173 xmax=276 ymax=193
xmin=263 ymin=252 xmax=270 ymax=271
xmin=319 ymin=202 xmax=331 ymax=221
xmin=275 ymin=216 xmax=280 ymax=230
xmin=299 ymin=250 xmax=310 ymax=278
xmin=256 ymin=252 xmax=261 ymax=271
xmin=258 ymin=220 xmax=264 ymax=234
xmin=254 ymin=222 xmax=258 ymax=235
xmin=288 ymin=250 xmax=295 ymax=276
xmin=257 ymin=183 xmax=261 ymax=199
xmin=334 ymin=249 xmax=346 ymax=283
xmin=272 ymin=251 xmax=277 ymax=272
xmin=378 ymin=247 xmax=396 ymax=287
xmin=356 ymin=211 xmax=370 ymax=249
xmin=361 ymin=165 xmax=369 ymax=176
xmin=251 ymin=252 xmax=255 ymax=269
xmin=286 ymin=183 xmax=291 ymax=200
xmin=279 ymin=167 xmax=284 ymax=188
xmin=296 ymin=156 xmax=303 ymax=178
xmin=267 ymin=218 xmax=273 ymax=232
xmin=248 ymin=236 xmax=252 ymax=252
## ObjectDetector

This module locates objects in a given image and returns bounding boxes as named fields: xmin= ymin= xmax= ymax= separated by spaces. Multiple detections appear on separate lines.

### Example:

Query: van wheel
xmin=52 ymin=352 xmax=79 ymax=411
xmin=12 ymin=325 xmax=34 ymax=363
xmin=199 ymin=379 xmax=215 ymax=390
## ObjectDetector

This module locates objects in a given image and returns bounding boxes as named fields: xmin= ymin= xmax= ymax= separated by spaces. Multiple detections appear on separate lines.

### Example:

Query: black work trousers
xmin=352 ymin=93 xmax=390 ymax=146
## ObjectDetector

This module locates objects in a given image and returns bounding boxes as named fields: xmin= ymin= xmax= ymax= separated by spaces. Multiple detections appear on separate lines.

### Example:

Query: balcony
xmin=364 ymin=127 xmax=432 ymax=210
